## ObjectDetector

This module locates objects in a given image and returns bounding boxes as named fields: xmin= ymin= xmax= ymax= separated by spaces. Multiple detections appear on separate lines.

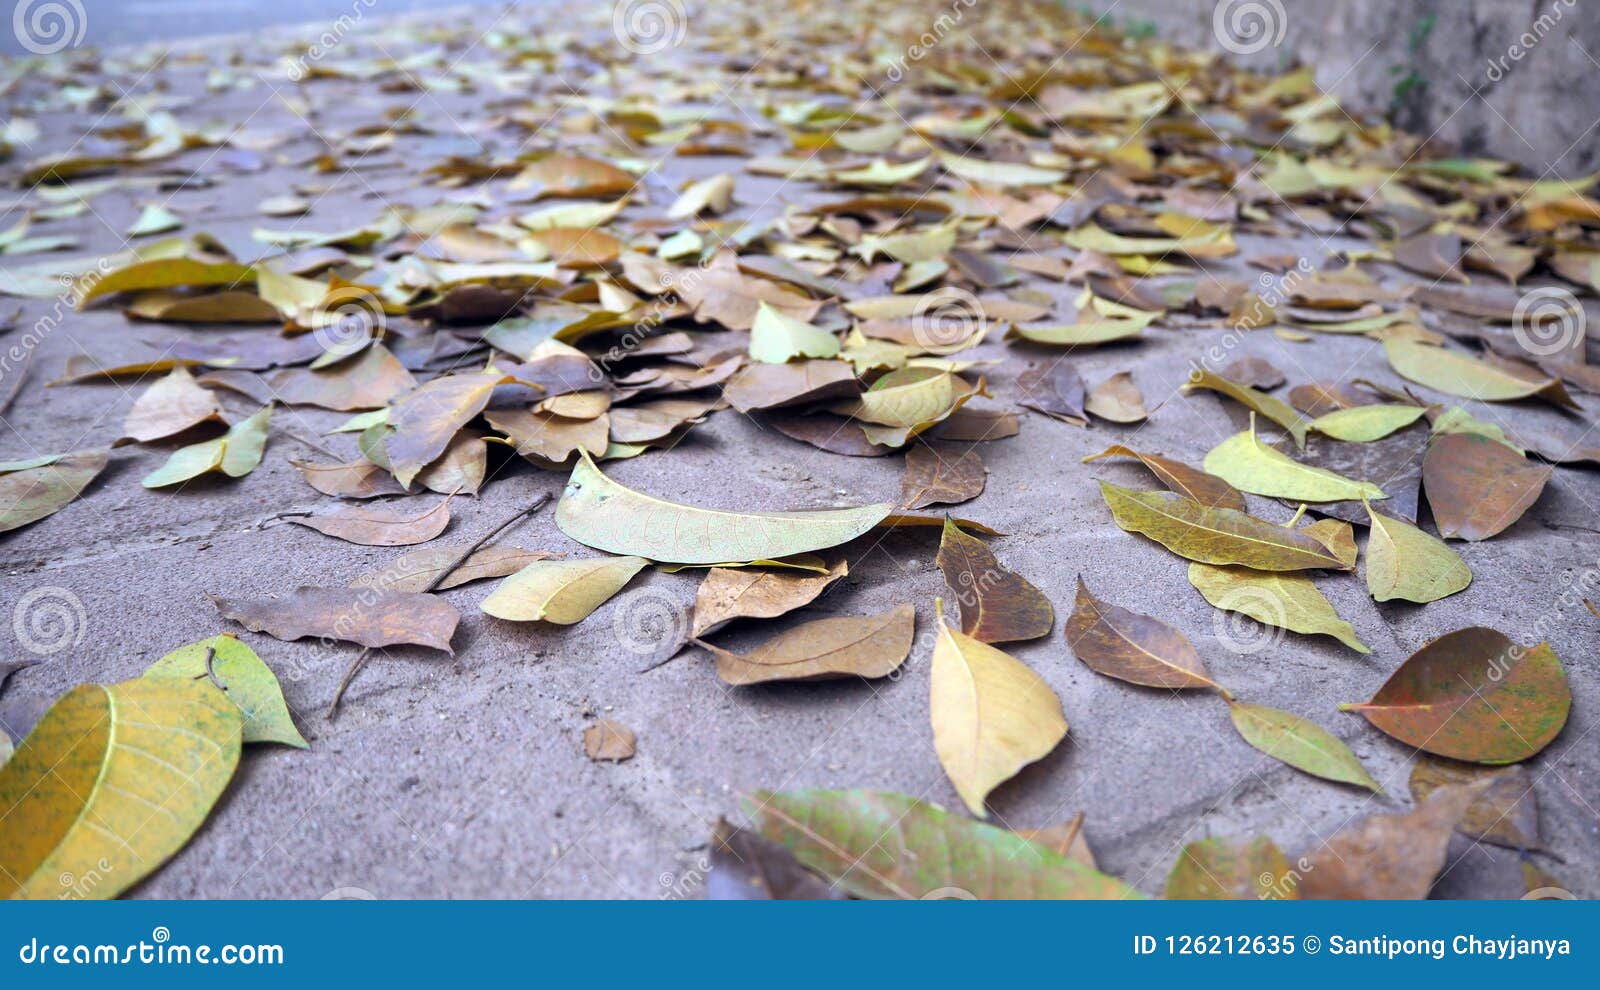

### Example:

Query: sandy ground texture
xmin=0 ymin=1 xmax=1596 ymax=899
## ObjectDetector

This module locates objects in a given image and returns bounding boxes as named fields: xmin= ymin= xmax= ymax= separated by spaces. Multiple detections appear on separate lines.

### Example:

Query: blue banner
xmin=1 ymin=900 xmax=1588 ymax=985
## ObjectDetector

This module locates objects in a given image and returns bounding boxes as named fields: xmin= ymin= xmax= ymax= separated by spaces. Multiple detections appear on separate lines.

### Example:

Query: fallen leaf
xmin=385 ymin=373 xmax=506 ymax=489
xmin=1100 ymin=482 xmax=1348 ymax=571
xmin=1165 ymin=836 xmax=1297 ymax=900
xmin=1408 ymin=760 xmax=1539 ymax=850
xmin=142 ymin=404 xmax=271 ymax=488
xmin=1228 ymin=701 xmax=1380 ymax=791
xmin=1188 ymin=562 xmax=1370 ymax=653
xmin=1083 ymin=445 xmax=1244 ymax=511
xmin=555 ymin=452 xmax=892 ymax=564
xmin=351 ymin=545 xmax=557 ymax=594
xmin=0 ymin=449 xmax=108 ymax=533
xmin=930 ymin=601 xmax=1067 ymax=816
xmin=936 ymin=518 xmax=1053 ymax=644
xmin=899 ymin=443 xmax=985 ymax=509
xmin=583 ymin=719 xmax=636 ymax=762
xmin=1363 ymin=500 xmax=1471 ymax=603
xmin=1065 ymin=577 xmax=1226 ymax=695
xmin=703 ymin=604 xmax=914 ymax=685
xmin=1204 ymin=420 xmax=1385 ymax=502
xmin=1219 ymin=356 xmax=1284 ymax=391
xmin=1084 ymin=371 xmax=1146 ymax=422
xmin=285 ymin=497 xmax=453 ymax=547
xmin=748 ymin=789 xmax=1138 ymax=898
xmin=1300 ymin=784 xmax=1481 ymax=899
xmin=0 ymin=678 xmax=240 ymax=899
xmin=748 ymin=302 xmax=839 ymax=363
xmin=692 ymin=561 xmax=848 ymax=636
xmin=291 ymin=459 xmax=407 ymax=499
xmin=1309 ymin=404 xmax=1426 ymax=443
xmin=210 ymin=587 xmax=459 ymax=653
xmin=481 ymin=556 xmax=649 ymax=624
xmin=706 ymin=818 xmax=841 ymax=900
xmin=1184 ymin=368 xmax=1307 ymax=447
xmin=1385 ymin=339 xmax=1576 ymax=408
xmin=122 ymin=367 xmax=223 ymax=441
xmin=143 ymin=634 xmax=306 ymax=748
xmin=1341 ymin=627 xmax=1569 ymax=763
xmin=1016 ymin=362 xmax=1086 ymax=424
xmin=1422 ymin=432 xmax=1551 ymax=540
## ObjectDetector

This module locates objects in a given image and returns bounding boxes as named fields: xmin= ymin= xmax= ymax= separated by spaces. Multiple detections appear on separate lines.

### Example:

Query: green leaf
xmin=480 ymin=555 xmax=649 ymax=624
xmin=1384 ymin=339 xmax=1576 ymax=407
xmin=144 ymin=635 xmax=307 ymax=748
xmin=747 ymin=789 xmax=1140 ymax=899
xmin=1188 ymin=562 xmax=1370 ymax=653
xmin=0 ymin=678 xmax=241 ymax=899
xmin=0 ymin=449 xmax=108 ymax=533
xmin=556 ymin=453 xmax=892 ymax=564
xmin=142 ymin=404 xmax=272 ymax=488
xmin=1228 ymin=701 xmax=1381 ymax=791
xmin=1363 ymin=500 xmax=1471 ymax=603
xmin=1309 ymin=404 xmax=1426 ymax=442
xmin=1184 ymin=368 xmax=1307 ymax=447
xmin=1203 ymin=420 xmax=1385 ymax=502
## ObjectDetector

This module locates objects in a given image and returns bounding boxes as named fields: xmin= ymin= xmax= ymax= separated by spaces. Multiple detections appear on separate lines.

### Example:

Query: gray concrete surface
xmin=0 ymin=1 xmax=1596 ymax=900
xmin=1100 ymin=0 xmax=1600 ymax=177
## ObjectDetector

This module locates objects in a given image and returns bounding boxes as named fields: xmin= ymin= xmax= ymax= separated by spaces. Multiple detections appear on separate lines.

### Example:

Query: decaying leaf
xmin=935 ymin=518 xmax=1053 ymax=644
xmin=899 ymin=443 xmax=985 ymax=509
xmin=142 ymin=404 xmax=272 ymax=488
xmin=1083 ymin=445 xmax=1244 ymax=511
xmin=1422 ymin=432 xmax=1551 ymax=541
xmin=1385 ymin=339 xmax=1575 ymax=408
xmin=285 ymin=497 xmax=453 ymax=547
xmin=1408 ymin=760 xmax=1539 ymax=850
xmin=748 ymin=789 xmax=1138 ymax=899
xmin=1184 ymin=368 xmax=1307 ymax=447
xmin=1084 ymin=371 xmax=1147 ymax=423
xmin=703 ymin=604 xmax=914 ymax=685
xmin=1342 ymin=627 xmax=1569 ymax=763
xmin=122 ymin=367 xmax=223 ymax=442
xmin=706 ymin=818 xmax=841 ymax=900
xmin=930 ymin=602 xmax=1067 ymax=816
xmin=210 ymin=586 xmax=459 ymax=653
xmin=350 ymin=545 xmax=558 ymax=593
xmin=1204 ymin=420 xmax=1385 ymax=503
xmin=583 ymin=719 xmax=636 ymax=762
xmin=692 ymin=561 xmax=847 ymax=637
xmin=1065 ymin=577 xmax=1226 ymax=695
xmin=1300 ymin=784 xmax=1482 ymax=899
xmin=0 ymin=449 xmax=108 ymax=533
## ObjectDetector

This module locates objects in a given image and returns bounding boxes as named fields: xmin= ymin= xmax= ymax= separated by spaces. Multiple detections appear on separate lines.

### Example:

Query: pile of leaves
xmin=0 ymin=0 xmax=1592 ymax=899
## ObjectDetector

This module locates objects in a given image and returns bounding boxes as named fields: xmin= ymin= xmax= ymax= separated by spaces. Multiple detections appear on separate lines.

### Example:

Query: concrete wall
xmin=1096 ymin=0 xmax=1600 ymax=176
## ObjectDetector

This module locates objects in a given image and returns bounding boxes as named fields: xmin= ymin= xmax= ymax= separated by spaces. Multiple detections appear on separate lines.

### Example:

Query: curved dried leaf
xmin=1099 ymin=482 xmax=1346 ymax=571
xmin=1188 ymin=562 xmax=1370 ymax=653
xmin=1309 ymin=404 xmax=1426 ymax=443
xmin=1165 ymin=836 xmax=1296 ymax=900
xmin=142 ymin=404 xmax=271 ymax=488
xmin=692 ymin=561 xmax=847 ymax=636
xmin=122 ymin=367 xmax=222 ymax=441
xmin=210 ymin=586 xmax=458 ymax=653
xmin=481 ymin=556 xmax=649 ymax=624
xmin=1083 ymin=445 xmax=1244 ymax=511
xmin=1066 ymin=577 xmax=1225 ymax=694
xmin=900 ymin=443 xmax=985 ymax=509
xmin=705 ymin=604 xmax=913 ymax=685
xmin=556 ymin=453 xmax=892 ymax=564
xmin=287 ymin=497 xmax=452 ymax=547
xmin=1185 ymin=368 xmax=1307 ymax=447
xmin=1423 ymin=432 xmax=1551 ymax=541
xmin=1364 ymin=501 xmax=1471 ymax=603
xmin=0 ymin=449 xmax=107 ymax=533
xmin=936 ymin=518 xmax=1052 ymax=643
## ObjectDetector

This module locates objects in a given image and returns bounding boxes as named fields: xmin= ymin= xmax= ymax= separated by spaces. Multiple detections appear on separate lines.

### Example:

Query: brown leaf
xmin=583 ymin=719 xmax=636 ymax=761
xmin=1065 ymin=577 xmax=1226 ymax=694
xmin=692 ymin=561 xmax=848 ymax=637
xmin=285 ymin=497 xmax=452 ymax=547
xmin=899 ymin=443 xmax=985 ymax=509
xmin=927 ymin=407 xmax=1020 ymax=442
xmin=350 ymin=545 xmax=559 ymax=594
xmin=1300 ymin=784 xmax=1483 ymax=899
xmin=210 ymin=587 xmax=459 ymax=653
xmin=1084 ymin=371 xmax=1146 ymax=423
xmin=701 ymin=604 xmax=913 ymax=685
xmin=1409 ymin=759 xmax=1540 ymax=850
xmin=1016 ymin=361 xmax=1086 ymax=424
xmin=1220 ymin=356 xmax=1284 ymax=390
xmin=936 ymin=518 xmax=1053 ymax=643
xmin=723 ymin=360 xmax=860 ymax=413
xmin=1013 ymin=812 xmax=1097 ymax=869
xmin=1423 ymin=432 xmax=1552 ymax=540
xmin=1082 ymin=444 xmax=1245 ymax=511
xmin=121 ymin=367 xmax=222 ymax=442
xmin=291 ymin=459 xmax=407 ymax=499
xmin=707 ymin=819 xmax=842 ymax=900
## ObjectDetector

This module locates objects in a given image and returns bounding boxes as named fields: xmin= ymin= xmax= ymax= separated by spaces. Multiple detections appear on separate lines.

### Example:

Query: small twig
xmin=192 ymin=645 xmax=229 ymax=693
xmin=326 ymin=491 xmax=553 ymax=719
xmin=258 ymin=510 xmax=314 ymax=529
